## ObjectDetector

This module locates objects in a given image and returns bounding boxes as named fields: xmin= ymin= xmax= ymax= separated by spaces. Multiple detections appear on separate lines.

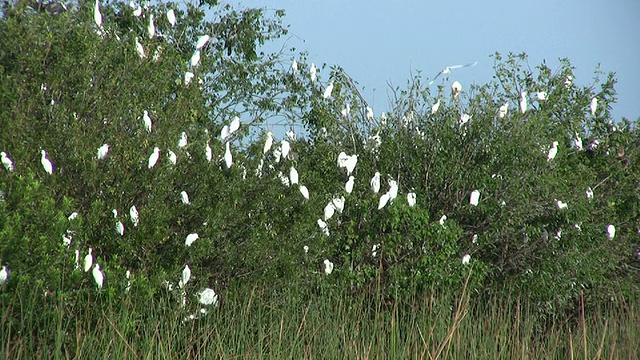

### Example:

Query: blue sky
xmin=239 ymin=0 xmax=640 ymax=122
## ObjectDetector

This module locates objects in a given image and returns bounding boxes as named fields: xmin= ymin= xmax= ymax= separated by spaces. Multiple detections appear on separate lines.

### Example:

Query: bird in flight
xmin=428 ymin=61 xmax=478 ymax=85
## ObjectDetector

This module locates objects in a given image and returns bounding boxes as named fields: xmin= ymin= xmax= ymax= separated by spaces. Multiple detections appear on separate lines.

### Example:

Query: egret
xmin=372 ymin=244 xmax=380 ymax=257
xmin=462 ymin=254 xmax=471 ymax=265
xmin=68 ymin=212 xmax=78 ymax=220
xmin=224 ymin=142 xmax=233 ymax=169
xmin=459 ymin=114 xmax=471 ymax=127
xmin=92 ymin=264 xmax=104 ymax=289
xmin=429 ymin=61 xmax=477 ymax=84
xmin=94 ymin=0 xmax=102 ymax=28
xmin=196 ymin=35 xmax=210 ymax=50
xmin=470 ymin=190 xmax=480 ymax=206
xmin=168 ymin=149 xmax=177 ymax=165
xmin=135 ymin=37 xmax=146 ymax=58
xmin=132 ymin=4 xmax=142 ymax=17
xmin=586 ymin=187 xmax=594 ymax=200
xmin=323 ymin=259 xmax=334 ymax=275
xmin=0 ymin=266 xmax=8 ymax=285
xmin=299 ymin=185 xmax=309 ymax=200
xmin=323 ymin=82 xmax=333 ymax=99
xmin=190 ymin=50 xmax=201 ymax=68
xmin=451 ymin=81 xmax=462 ymax=98
xmin=343 ymin=154 xmax=357 ymax=175
xmin=345 ymin=176 xmax=354 ymax=194
xmin=185 ymin=233 xmax=199 ymax=246
xmin=62 ymin=232 xmax=72 ymax=247
xmin=547 ymin=141 xmax=558 ymax=161
xmin=40 ymin=150 xmax=53 ymax=174
xmin=303 ymin=245 xmax=309 ymax=254
xmin=205 ymin=141 xmax=212 ymax=162
xmin=537 ymin=91 xmax=547 ymax=101
xmin=291 ymin=59 xmax=298 ymax=74
xmin=184 ymin=72 xmax=194 ymax=85
xmin=366 ymin=106 xmax=373 ymax=121
xmin=324 ymin=202 xmax=336 ymax=221
xmin=115 ymin=220 xmax=125 ymax=236
xmin=148 ymin=147 xmax=160 ymax=169
xmin=498 ymin=103 xmax=509 ymax=119
xmin=520 ymin=91 xmax=528 ymax=114
xmin=556 ymin=200 xmax=568 ymax=210
xmin=166 ymin=9 xmax=176 ymax=26
xmin=332 ymin=196 xmax=345 ymax=213
xmin=310 ymin=63 xmax=317 ymax=82
xmin=97 ymin=144 xmax=109 ymax=160
xmin=431 ymin=99 xmax=441 ymax=115
xmin=606 ymin=224 xmax=615 ymax=240
xmin=180 ymin=190 xmax=190 ymax=204
xmin=407 ymin=192 xmax=416 ymax=207
xmin=125 ymin=270 xmax=131 ymax=292
xmin=317 ymin=219 xmax=329 ymax=236
xmin=370 ymin=172 xmax=381 ymax=194
xmin=439 ymin=215 xmax=447 ymax=226
xmin=178 ymin=132 xmax=188 ymax=148
xmin=281 ymin=140 xmax=290 ymax=160
xmin=590 ymin=97 xmax=598 ymax=116
xmin=142 ymin=110 xmax=152 ymax=133
xmin=380 ymin=112 xmax=387 ymax=126
xmin=263 ymin=131 xmax=273 ymax=154
xmin=84 ymin=248 xmax=93 ymax=272
xmin=129 ymin=205 xmax=139 ymax=227
xmin=378 ymin=192 xmax=390 ymax=210
xmin=220 ymin=125 xmax=230 ymax=141
xmin=472 ymin=234 xmax=478 ymax=244
xmin=179 ymin=265 xmax=191 ymax=288
xmin=289 ymin=166 xmax=299 ymax=185
xmin=147 ymin=14 xmax=155 ymax=38
xmin=388 ymin=179 xmax=398 ymax=201
xmin=1 ymin=152 xmax=14 ymax=171
xmin=229 ymin=116 xmax=240 ymax=134
xmin=198 ymin=288 xmax=218 ymax=306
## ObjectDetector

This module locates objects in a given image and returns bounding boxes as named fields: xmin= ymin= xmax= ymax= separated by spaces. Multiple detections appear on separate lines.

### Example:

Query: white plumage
xmin=84 ymin=248 xmax=93 ymax=272
xmin=185 ymin=233 xmax=199 ymax=246
xmin=40 ymin=150 xmax=53 ymax=174
xmin=92 ymin=264 xmax=104 ymax=288
xmin=97 ymin=144 xmax=109 ymax=160
xmin=1 ymin=152 xmax=14 ymax=171
xmin=370 ymin=172 xmax=381 ymax=194
xmin=148 ymin=147 xmax=160 ymax=169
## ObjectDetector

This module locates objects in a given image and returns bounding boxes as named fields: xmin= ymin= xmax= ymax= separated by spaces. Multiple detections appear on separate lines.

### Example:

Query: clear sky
xmin=238 ymin=0 xmax=640 ymax=122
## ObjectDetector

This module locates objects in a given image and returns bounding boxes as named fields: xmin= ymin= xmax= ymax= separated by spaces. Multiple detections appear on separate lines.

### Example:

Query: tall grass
xmin=1 ymin=279 xmax=638 ymax=359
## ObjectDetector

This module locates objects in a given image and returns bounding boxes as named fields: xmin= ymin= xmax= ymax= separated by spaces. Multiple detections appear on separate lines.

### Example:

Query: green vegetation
xmin=1 ymin=0 xmax=639 ymax=358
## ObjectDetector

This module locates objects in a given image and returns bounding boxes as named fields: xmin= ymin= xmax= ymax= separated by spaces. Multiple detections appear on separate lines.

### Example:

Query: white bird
xmin=147 ymin=14 xmax=155 ymax=39
xmin=40 ymin=150 xmax=53 ymax=174
xmin=224 ymin=142 xmax=233 ymax=169
xmin=323 ymin=259 xmax=334 ymax=275
xmin=229 ymin=116 xmax=240 ymax=134
xmin=115 ymin=220 xmax=125 ymax=236
xmin=371 ymin=244 xmax=380 ymax=257
xmin=289 ymin=166 xmax=299 ymax=185
xmin=0 ymin=265 xmax=8 ymax=285
xmin=317 ymin=219 xmax=329 ymax=236
xmin=132 ymin=4 xmax=142 ymax=17
xmin=220 ymin=125 xmax=230 ymax=141
xmin=135 ymin=37 xmax=146 ymax=58
xmin=451 ymin=81 xmax=462 ymax=98
xmin=574 ymin=133 xmax=583 ymax=151
xmin=470 ymin=190 xmax=480 ymax=206
xmin=429 ymin=61 xmax=477 ymax=84
xmin=431 ymin=99 xmax=441 ymax=115
xmin=185 ymin=233 xmax=199 ymax=246
xmin=129 ymin=205 xmax=139 ymax=227
xmin=309 ymin=63 xmax=317 ymax=82
xmin=343 ymin=155 xmax=357 ymax=176
xmin=196 ymin=35 xmax=210 ymax=50
xmin=345 ymin=176 xmax=355 ymax=194
xmin=462 ymin=254 xmax=471 ymax=265
xmin=299 ymin=185 xmax=309 ymax=200
xmin=520 ymin=91 xmax=528 ymax=114
xmin=94 ymin=0 xmax=102 ymax=28
xmin=205 ymin=141 xmax=212 ymax=162
xmin=370 ymin=172 xmax=381 ymax=194
xmin=97 ymin=144 xmax=109 ymax=160
xmin=324 ymin=202 xmax=336 ymax=221
xmin=179 ymin=265 xmax=191 ymax=288
xmin=62 ymin=232 xmax=72 ymax=247
xmin=180 ymin=191 xmax=190 ymax=204
xmin=184 ymin=72 xmax=194 ymax=85
xmin=263 ymin=131 xmax=273 ymax=154
xmin=167 ymin=149 xmax=177 ymax=165
xmin=387 ymin=179 xmax=398 ymax=201
xmin=178 ymin=132 xmax=188 ymax=148
xmin=556 ymin=200 xmax=568 ymax=210
xmin=366 ymin=106 xmax=374 ymax=121
xmin=303 ymin=245 xmax=309 ymax=254
xmin=323 ymin=82 xmax=333 ymax=99
xmin=439 ymin=215 xmax=447 ymax=226
xmin=537 ymin=91 xmax=547 ymax=101
xmin=84 ymin=248 xmax=93 ymax=272
xmin=68 ymin=212 xmax=78 ymax=220
xmin=198 ymin=288 xmax=218 ymax=306
xmin=332 ymin=196 xmax=345 ymax=213
xmin=190 ymin=50 xmax=201 ymax=68
xmin=166 ymin=9 xmax=176 ymax=27
xmin=1 ymin=152 xmax=14 ymax=171
xmin=281 ymin=140 xmax=290 ymax=160
xmin=547 ymin=141 xmax=558 ymax=161
xmin=92 ymin=264 xmax=104 ymax=288
xmin=291 ymin=59 xmax=298 ymax=74
xmin=586 ymin=187 xmax=594 ymax=200
xmin=407 ymin=192 xmax=416 ymax=207
xmin=498 ymin=103 xmax=509 ymax=119
xmin=378 ymin=192 xmax=390 ymax=210
xmin=590 ymin=97 xmax=598 ymax=116
xmin=142 ymin=110 xmax=152 ymax=133
xmin=606 ymin=224 xmax=615 ymax=240
xmin=459 ymin=114 xmax=471 ymax=127
xmin=148 ymin=147 xmax=160 ymax=169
